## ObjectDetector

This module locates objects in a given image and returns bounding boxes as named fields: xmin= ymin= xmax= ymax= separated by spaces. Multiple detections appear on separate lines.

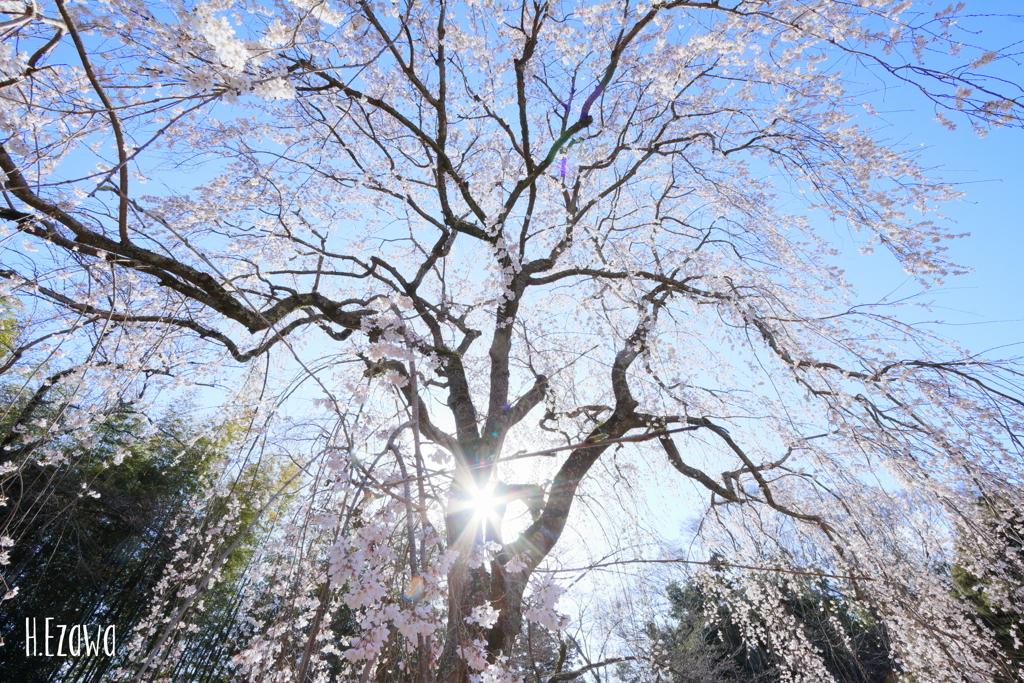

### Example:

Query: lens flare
xmin=403 ymin=576 xmax=425 ymax=602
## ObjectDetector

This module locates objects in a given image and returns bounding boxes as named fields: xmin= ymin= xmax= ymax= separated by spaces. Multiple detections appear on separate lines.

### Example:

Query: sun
xmin=456 ymin=482 xmax=504 ymax=541
xmin=469 ymin=482 xmax=498 ymax=520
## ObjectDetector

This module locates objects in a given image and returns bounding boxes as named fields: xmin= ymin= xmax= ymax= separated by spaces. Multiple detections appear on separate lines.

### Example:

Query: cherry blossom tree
xmin=1 ymin=0 xmax=1023 ymax=682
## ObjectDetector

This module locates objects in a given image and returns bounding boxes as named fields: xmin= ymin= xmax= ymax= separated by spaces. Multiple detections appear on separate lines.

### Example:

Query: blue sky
xmin=554 ymin=2 xmax=1024 ymax=580
xmin=826 ymin=3 xmax=1024 ymax=358
xmin=840 ymin=120 xmax=1024 ymax=356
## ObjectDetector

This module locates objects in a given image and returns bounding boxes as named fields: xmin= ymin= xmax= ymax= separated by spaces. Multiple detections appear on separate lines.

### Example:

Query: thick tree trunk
xmin=435 ymin=483 xmax=528 ymax=682
xmin=436 ymin=503 xmax=482 ymax=683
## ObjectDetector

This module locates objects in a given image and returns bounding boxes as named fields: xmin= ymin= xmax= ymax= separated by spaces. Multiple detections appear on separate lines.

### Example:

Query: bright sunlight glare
xmin=469 ymin=483 xmax=498 ymax=520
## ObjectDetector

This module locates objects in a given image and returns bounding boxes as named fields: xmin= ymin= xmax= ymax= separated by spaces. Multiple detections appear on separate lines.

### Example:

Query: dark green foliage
xmin=951 ymin=502 xmax=1024 ymax=683
xmin=624 ymin=577 xmax=894 ymax=683
xmin=0 ymin=406 xmax=247 ymax=683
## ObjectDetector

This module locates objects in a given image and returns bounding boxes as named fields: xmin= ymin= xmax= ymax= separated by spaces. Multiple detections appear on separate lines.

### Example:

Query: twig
xmin=537 ymin=557 xmax=875 ymax=582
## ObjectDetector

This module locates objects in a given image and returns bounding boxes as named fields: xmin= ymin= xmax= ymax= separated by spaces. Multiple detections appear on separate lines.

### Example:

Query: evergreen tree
xmin=951 ymin=501 xmax=1024 ymax=683
xmin=0 ymin=407 xmax=238 ymax=681
xmin=627 ymin=576 xmax=894 ymax=683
